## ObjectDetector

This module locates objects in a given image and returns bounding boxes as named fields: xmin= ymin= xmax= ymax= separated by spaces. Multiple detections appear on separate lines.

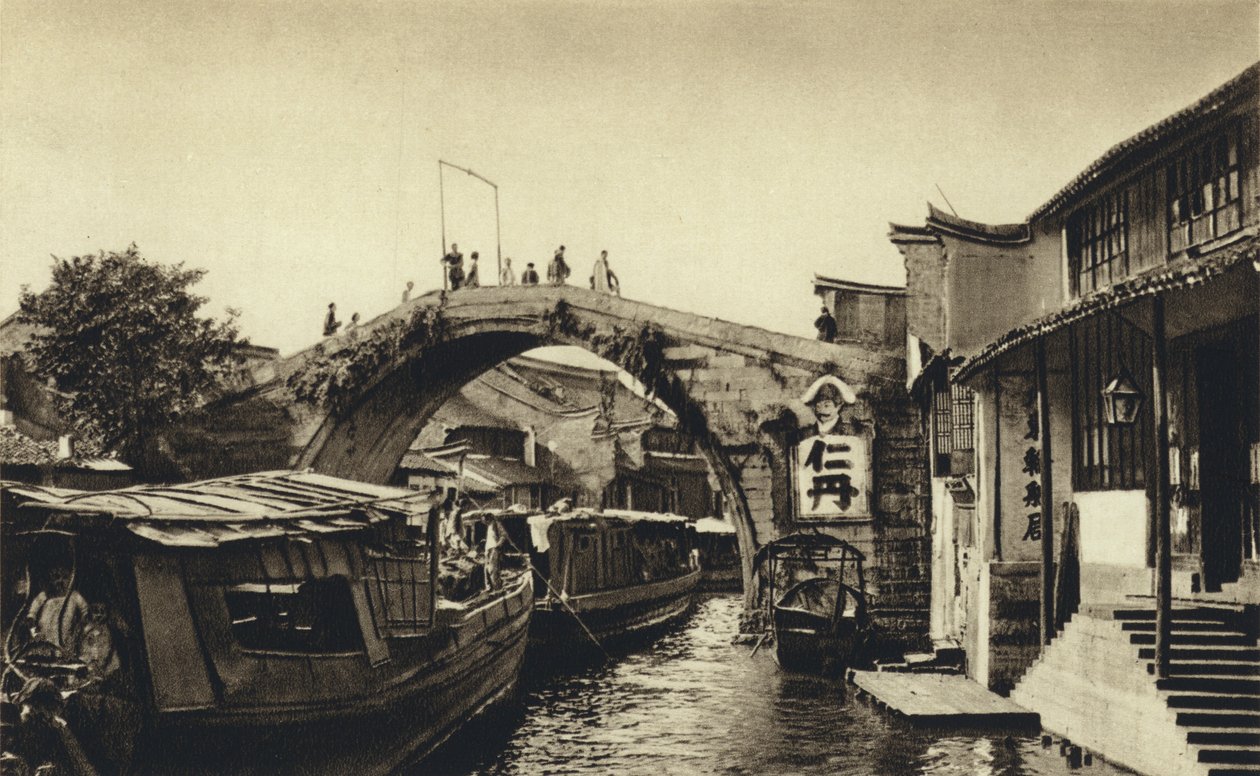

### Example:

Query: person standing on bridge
xmin=500 ymin=257 xmax=516 ymax=286
xmin=441 ymin=243 xmax=465 ymax=291
xmin=466 ymin=252 xmax=481 ymax=289
xmin=547 ymin=245 xmax=571 ymax=286
xmin=323 ymin=303 xmax=341 ymax=336
xmin=814 ymin=305 xmax=837 ymax=343
xmin=590 ymin=250 xmax=620 ymax=296
xmin=521 ymin=262 xmax=540 ymax=286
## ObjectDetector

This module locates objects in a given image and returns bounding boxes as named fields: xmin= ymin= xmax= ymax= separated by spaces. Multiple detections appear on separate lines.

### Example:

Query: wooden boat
xmin=693 ymin=517 xmax=742 ymax=592
xmin=754 ymin=532 xmax=872 ymax=676
xmin=0 ymin=471 xmax=532 ymax=775
xmin=479 ymin=507 xmax=701 ymax=654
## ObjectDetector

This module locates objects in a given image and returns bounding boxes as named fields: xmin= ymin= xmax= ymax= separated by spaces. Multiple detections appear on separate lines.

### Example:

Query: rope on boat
xmin=493 ymin=517 xmax=611 ymax=661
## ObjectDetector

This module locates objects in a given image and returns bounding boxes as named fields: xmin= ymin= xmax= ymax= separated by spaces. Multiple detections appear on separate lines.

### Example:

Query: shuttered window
xmin=1168 ymin=127 xmax=1243 ymax=255
xmin=1068 ymin=189 xmax=1129 ymax=296
xmin=933 ymin=379 xmax=974 ymax=476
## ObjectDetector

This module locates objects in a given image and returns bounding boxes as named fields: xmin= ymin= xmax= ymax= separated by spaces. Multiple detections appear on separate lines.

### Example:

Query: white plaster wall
xmin=929 ymin=476 xmax=950 ymax=640
xmin=974 ymin=561 xmax=991 ymax=687
xmin=1077 ymin=490 xmax=1148 ymax=567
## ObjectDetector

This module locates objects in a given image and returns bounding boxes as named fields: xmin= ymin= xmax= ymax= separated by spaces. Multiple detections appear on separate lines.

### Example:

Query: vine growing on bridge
xmin=542 ymin=300 xmax=670 ymax=398
xmin=287 ymin=305 xmax=449 ymax=413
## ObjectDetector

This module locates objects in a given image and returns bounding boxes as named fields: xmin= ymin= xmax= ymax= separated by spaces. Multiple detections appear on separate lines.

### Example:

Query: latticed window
xmin=933 ymin=380 xmax=974 ymax=476
xmin=1071 ymin=314 xmax=1152 ymax=491
xmin=1068 ymin=190 xmax=1129 ymax=296
xmin=1168 ymin=127 xmax=1242 ymax=254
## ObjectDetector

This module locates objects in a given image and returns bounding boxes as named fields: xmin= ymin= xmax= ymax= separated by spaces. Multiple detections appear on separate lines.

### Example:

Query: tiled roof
xmin=925 ymin=203 xmax=1030 ymax=244
xmin=1028 ymin=62 xmax=1260 ymax=223
xmin=398 ymin=451 xmax=456 ymax=474
xmin=0 ymin=426 xmax=56 ymax=465
xmin=463 ymin=456 xmax=547 ymax=487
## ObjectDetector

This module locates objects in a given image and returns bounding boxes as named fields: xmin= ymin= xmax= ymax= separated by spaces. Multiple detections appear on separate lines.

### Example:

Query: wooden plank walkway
xmin=848 ymin=670 xmax=1040 ymax=728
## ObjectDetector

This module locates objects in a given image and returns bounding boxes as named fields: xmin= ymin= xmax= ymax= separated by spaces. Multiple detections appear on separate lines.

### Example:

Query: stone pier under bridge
xmin=155 ymin=286 xmax=931 ymax=650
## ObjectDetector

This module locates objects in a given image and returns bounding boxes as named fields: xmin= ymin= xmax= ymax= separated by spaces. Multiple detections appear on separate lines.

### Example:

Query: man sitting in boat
xmin=26 ymin=566 xmax=89 ymax=655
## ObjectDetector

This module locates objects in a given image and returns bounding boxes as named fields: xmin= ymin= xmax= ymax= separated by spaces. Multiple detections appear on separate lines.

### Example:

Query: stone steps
xmin=1011 ymin=604 xmax=1260 ymax=776
xmin=1130 ymin=631 xmax=1255 ymax=647
xmin=1125 ymin=606 xmax=1260 ymax=773
xmin=1187 ymin=729 xmax=1260 ymax=746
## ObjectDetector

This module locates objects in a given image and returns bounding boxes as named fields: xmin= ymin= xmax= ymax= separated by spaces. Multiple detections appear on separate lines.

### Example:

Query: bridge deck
xmin=848 ymin=670 xmax=1040 ymax=727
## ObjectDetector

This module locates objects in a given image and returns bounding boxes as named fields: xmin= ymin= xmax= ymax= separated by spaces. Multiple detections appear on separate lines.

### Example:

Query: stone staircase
xmin=1118 ymin=606 xmax=1260 ymax=776
xmin=1010 ymin=603 xmax=1260 ymax=776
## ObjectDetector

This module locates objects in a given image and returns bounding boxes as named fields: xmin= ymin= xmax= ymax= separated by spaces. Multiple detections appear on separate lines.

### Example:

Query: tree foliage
xmin=18 ymin=245 xmax=245 ymax=460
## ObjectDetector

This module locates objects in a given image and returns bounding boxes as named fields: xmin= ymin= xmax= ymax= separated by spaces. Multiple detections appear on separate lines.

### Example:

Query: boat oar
xmin=750 ymin=631 xmax=770 ymax=658
xmin=496 ymin=518 xmax=611 ymax=661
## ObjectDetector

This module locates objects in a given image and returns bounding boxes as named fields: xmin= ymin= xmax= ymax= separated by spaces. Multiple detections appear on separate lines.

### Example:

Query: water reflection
xmin=421 ymin=596 xmax=1133 ymax=776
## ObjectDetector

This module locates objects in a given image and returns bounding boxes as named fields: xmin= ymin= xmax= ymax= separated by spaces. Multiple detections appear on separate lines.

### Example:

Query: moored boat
xmin=0 ymin=471 xmax=532 ymax=775
xmin=479 ymin=507 xmax=701 ymax=654
xmin=754 ymin=532 xmax=872 ymax=676
xmin=693 ymin=517 xmax=742 ymax=592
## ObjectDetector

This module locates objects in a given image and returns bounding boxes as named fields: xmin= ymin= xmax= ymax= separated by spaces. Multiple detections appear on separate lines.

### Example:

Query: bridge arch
xmin=164 ymin=286 xmax=922 ymax=628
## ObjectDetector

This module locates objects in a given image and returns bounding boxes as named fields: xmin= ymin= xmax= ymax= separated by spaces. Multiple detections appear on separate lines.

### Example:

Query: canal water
xmin=422 ymin=595 xmax=1134 ymax=776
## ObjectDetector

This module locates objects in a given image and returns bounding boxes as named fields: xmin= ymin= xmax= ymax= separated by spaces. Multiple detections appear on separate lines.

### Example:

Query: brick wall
xmin=985 ymin=560 xmax=1041 ymax=694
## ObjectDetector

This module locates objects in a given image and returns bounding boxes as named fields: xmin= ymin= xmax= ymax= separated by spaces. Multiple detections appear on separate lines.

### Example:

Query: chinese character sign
xmin=794 ymin=432 xmax=870 ymax=519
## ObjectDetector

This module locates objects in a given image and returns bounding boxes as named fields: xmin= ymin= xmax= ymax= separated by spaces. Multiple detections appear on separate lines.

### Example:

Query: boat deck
xmin=848 ymin=670 xmax=1040 ymax=728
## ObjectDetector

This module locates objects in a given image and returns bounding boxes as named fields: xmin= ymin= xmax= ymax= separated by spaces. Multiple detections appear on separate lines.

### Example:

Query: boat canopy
xmin=2 ymin=470 xmax=439 ymax=547
xmin=752 ymin=531 xmax=866 ymax=569
xmin=466 ymin=507 xmax=693 ymax=553
xmin=693 ymin=517 xmax=735 ymax=535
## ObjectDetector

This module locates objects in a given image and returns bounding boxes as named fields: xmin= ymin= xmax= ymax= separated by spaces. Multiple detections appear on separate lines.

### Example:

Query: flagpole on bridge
xmin=438 ymin=161 xmax=448 ymax=291
xmin=437 ymin=160 xmax=502 ymax=286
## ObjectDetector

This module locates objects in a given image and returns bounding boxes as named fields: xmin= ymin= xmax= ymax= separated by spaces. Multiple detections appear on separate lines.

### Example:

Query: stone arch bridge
xmin=160 ymin=287 xmax=928 ymax=642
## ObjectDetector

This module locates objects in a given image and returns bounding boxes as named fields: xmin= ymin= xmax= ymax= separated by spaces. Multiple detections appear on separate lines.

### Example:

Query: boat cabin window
xmin=223 ymin=577 xmax=363 ymax=654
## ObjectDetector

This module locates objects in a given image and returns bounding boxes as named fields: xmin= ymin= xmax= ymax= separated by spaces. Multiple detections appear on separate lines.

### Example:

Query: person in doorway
xmin=323 ymin=303 xmax=341 ymax=337
xmin=521 ymin=262 xmax=540 ymax=286
xmin=814 ymin=305 xmax=837 ymax=343
xmin=402 ymin=280 xmax=414 ymax=304
xmin=465 ymin=253 xmax=480 ymax=289
xmin=590 ymin=250 xmax=620 ymax=295
xmin=482 ymin=513 xmax=503 ymax=591
xmin=441 ymin=243 xmax=465 ymax=290
xmin=500 ymin=257 xmax=516 ymax=286
xmin=27 ymin=567 xmax=88 ymax=653
xmin=547 ymin=246 xmax=571 ymax=286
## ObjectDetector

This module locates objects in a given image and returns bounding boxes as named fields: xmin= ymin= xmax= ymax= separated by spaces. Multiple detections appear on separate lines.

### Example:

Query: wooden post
xmin=1152 ymin=296 xmax=1172 ymax=678
xmin=1036 ymin=340 xmax=1055 ymax=644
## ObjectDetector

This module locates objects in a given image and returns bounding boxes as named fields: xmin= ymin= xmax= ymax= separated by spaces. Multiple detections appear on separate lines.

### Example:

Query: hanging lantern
xmin=1102 ymin=367 xmax=1144 ymax=425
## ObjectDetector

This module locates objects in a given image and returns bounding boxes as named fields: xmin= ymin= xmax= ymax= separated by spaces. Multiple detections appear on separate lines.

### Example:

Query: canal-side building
xmin=893 ymin=63 xmax=1260 ymax=774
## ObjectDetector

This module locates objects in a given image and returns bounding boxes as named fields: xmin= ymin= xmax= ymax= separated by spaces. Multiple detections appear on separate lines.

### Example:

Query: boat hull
xmin=531 ymin=567 xmax=701 ymax=653
xmin=141 ymin=575 xmax=533 ymax=776
xmin=699 ymin=566 xmax=742 ymax=593
xmin=772 ymin=607 xmax=862 ymax=677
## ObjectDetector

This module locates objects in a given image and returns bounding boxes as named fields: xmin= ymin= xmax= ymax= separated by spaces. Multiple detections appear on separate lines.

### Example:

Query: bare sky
xmin=2 ymin=1 xmax=1256 ymax=354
